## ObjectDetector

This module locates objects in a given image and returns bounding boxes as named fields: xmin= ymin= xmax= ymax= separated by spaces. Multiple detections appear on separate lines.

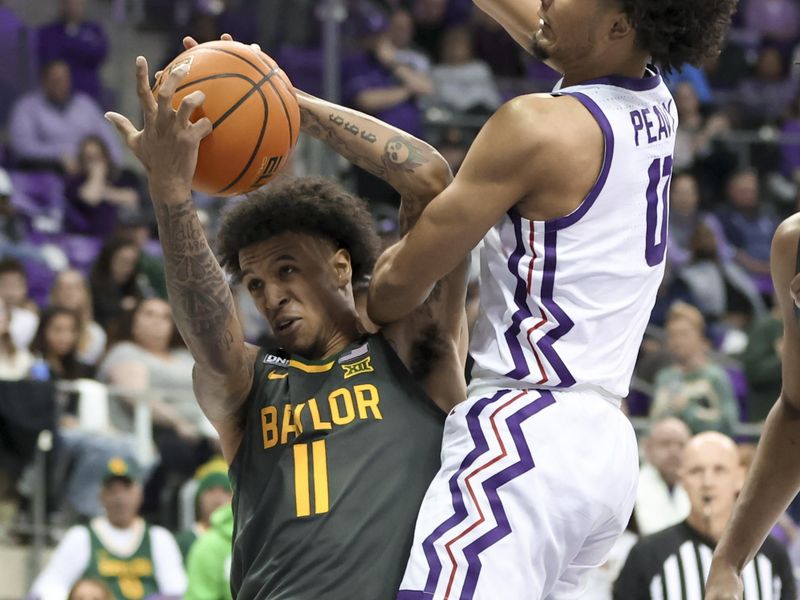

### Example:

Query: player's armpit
xmin=192 ymin=343 xmax=259 ymax=464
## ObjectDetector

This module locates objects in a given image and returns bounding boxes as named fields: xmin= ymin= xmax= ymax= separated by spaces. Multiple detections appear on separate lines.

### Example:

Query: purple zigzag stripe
xmin=502 ymin=210 xmax=533 ymax=380
xmin=459 ymin=391 xmax=557 ymax=600
xmin=419 ymin=391 xmax=508 ymax=595
xmin=538 ymin=225 xmax=576 ymax=387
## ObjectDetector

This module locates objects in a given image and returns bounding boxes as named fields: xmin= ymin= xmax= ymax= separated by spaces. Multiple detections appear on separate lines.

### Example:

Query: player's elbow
xmin=367 ymin=251 xmax=425 ymax=326
xmin=412 ymin=153 xmax=453 ymax=201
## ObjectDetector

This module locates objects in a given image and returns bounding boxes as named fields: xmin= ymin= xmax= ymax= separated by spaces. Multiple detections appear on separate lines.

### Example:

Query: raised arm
xmin=473 ymin=0 xmax=540 ymax=53
xmin=105 ymin=58 xmax=255 ymax=463
xmin=706 ymin=216 xmax=800 ymax=599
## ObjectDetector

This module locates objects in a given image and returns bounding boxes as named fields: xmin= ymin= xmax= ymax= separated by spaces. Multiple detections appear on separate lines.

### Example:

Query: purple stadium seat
xmin=8 ymin=171 xmax=66 ymax=231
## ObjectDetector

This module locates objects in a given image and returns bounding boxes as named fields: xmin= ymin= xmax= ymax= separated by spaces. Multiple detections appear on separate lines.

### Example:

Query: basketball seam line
xmin=212 ymin=67 xmax=280 ymax=130
xmin=204 ymin=46 xmax=270 ymax=78
xmin=215 ymin=83 xmax=270 ymax=194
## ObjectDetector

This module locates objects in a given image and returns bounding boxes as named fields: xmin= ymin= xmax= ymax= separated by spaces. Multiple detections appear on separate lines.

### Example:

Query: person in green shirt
xmin=184 ymin=504 xmax=233 ymax=600
xmin=741 ymin=305 xmax=783 ymax=422
xmin=175 ymin=468 xmax=232 ymax=561
xmin=650 ymin=301 xmax=740 ymax=434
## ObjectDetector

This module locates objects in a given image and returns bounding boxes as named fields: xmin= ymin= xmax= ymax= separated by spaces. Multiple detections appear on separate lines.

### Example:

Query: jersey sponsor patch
xmin=341 ymin=357 xmax=374 ymax=379
xmin=263 ymin=354 xmax=290 ymax=367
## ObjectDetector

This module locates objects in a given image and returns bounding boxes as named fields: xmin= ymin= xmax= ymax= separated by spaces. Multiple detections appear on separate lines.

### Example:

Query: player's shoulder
xmin=495 ymin=93 xmax=601 ymax=153
xmin=775 ymin=214 xmax=800 ymax=243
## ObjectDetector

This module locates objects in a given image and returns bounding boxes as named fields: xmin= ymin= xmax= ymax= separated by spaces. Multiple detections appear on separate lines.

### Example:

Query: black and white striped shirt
xmin=613 ymin=521 xmax=795 ymax=600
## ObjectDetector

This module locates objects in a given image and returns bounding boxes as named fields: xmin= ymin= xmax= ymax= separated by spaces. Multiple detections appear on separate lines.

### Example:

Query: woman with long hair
xmin=29 ymin=306 xmax=94 ymax=381
xmin=49 ymin=269 xmax=107 ymax=366
xmin=98 ymin=297 xmax=216 ymax=524
xmin=89 ymin=236 xmax=144 ymax=331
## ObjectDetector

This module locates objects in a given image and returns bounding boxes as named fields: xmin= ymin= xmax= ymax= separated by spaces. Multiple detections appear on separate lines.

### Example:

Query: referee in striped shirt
xmin=614 ymin=432 xmax=795 ymax=600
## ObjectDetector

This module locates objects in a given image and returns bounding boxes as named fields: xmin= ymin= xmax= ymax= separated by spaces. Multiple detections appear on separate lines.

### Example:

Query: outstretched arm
xmin=473 ymin=0 xmax=540 ymax=53
xmin=706 ymin=217 xmax=800 ymax=600
xmin=105 ymin=58 xmax=255 ymax=463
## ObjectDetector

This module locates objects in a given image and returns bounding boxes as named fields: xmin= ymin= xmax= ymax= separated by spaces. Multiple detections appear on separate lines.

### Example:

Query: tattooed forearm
xmin=298 ymin=99 xmax=443 ymax=200
xmin=156 ymin=198 xmax=241 ymax=370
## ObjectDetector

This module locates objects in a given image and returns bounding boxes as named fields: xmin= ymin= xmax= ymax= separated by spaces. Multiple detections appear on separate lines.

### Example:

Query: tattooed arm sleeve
xmin=297 ymin=91 xmax=452 ymax=232
xmin=154 ymin=198 xmax=252 ymax=418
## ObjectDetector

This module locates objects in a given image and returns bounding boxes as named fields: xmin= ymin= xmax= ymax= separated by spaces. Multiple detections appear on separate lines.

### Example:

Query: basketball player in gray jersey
xmin=105 ymin=42 xmax=468 ymax=598
xmin=706 ymin=215 xmax=800 ymax=599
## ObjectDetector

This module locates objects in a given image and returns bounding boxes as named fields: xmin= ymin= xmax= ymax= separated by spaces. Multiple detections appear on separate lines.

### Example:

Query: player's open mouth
xmin=277 ymin=318 xmax=301 ymax=333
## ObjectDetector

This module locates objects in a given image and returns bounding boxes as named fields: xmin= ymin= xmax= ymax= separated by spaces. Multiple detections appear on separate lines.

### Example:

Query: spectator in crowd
xmin=673 ymin=82 xmax=731 ymax=172
xmin=114 ymin=214 xmax=167 ymax=300
xmin=386 ymin=7 xmax=431 ymax=77
xmin=89 ymin=237 xmax=145 ymax=331
xmin=29 ymin=457 xmax=187 ymax=600
xmin=667 ymin=171 xmax=728 ymax=267
xmin=634 ymin=417 xmax=692 ymax=536
xmin=741 ymin=302 xmax=784 ymax=422
xmin=0 ymin=168 xmax=28 ymax=254
xmin=49 ymin=269 xmax=107 ymax=366
xmin=743 ymin=0 xmax=800 ymax=45
xmin=737 ymin=45 xmax=800 ymax=127
xmin=410 ymin=0 xmax=453 ymax=61
xmin=97 ymin=298 xmax=216 ymax=523
xmin=64 ymin=135 xmax=143 ymax=237
xmin=67 ymin=579 xmax=113 ymax=600
xmin=649 ymin=302 xmax=739 ymax=434
xmin=675 ymin=221 xmax=766 ymax=348
xmin=716 ymin=168 xmax=780 ymax=296
xmin=779 ymin=92 xmax=800 ymax=185
xmin=665 ymin=64 xmax=715 ymax=106
xmin=29 ymin=306 xmax=94 ymax=381
xmin=175 ymin=468 xmax=232 ymax=561
xmin=343 ymin=10 xmax=433 ymax=202
xmin=184 ymin=504 xmax=233 ymax=600
xmin=613 ymin=432 xmax=794 ymax=599
xmin=345 ymin=10 xmax=433 ymax=138
xmin=0 ymin=258 xmax=39 ymax=350
xmin=37 ymin=0 xmax=109 ymax=102
xmin=427 ymin=26 xmax=502 ymax=116
xmin=0 ymin=297 xmax=33 ymax=379
xmin=7 ymin=60 xmax=120 ymax=174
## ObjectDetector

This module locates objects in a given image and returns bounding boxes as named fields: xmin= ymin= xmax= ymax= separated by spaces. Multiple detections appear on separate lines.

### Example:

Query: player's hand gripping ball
xmin=154 ymin=40 xmax=300 ymax=196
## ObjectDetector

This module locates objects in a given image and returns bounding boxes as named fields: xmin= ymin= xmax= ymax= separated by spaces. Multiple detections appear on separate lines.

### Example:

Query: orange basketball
xmin=156 ymin=40 xmax=300 ymax=196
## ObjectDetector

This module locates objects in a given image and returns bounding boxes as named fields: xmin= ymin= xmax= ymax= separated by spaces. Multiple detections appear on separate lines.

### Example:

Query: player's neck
xmin=316 ymin=316 xmax=364 ymax=360
xmin=561 ymin=55 xmax=649 ymax=88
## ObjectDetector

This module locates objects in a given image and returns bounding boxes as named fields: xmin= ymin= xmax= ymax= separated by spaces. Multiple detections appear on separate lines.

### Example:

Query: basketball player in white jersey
xmin=705 ymin=216 xmax=800 ymax=600
xmin=368 ymin=0 xmax=737 ymax=598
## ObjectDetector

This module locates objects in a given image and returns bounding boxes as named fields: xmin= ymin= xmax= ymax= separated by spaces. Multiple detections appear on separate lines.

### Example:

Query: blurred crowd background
xmin=1 ymin=0 xmax=800 ymax=598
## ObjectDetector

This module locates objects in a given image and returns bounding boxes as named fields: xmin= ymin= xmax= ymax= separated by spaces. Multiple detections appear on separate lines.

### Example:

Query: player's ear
xmin=608 ymin=10 xmax=635 ymax=41
xmin=331 ymin=249 xmax=353 ymax=289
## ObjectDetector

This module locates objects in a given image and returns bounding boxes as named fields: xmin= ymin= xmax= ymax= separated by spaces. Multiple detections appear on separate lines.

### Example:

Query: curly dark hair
xmin=217 ymin=177 xmax=381 ymax=283
xmin=621 ymin=0 xmax=738 ymax=74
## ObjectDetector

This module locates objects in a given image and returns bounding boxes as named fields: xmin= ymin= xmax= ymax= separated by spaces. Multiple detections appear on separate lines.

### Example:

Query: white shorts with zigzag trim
xmin=397 ymin=388 xmax=638 ymax=600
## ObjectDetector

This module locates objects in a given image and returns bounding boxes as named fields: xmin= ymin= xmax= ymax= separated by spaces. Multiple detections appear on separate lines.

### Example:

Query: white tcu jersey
xmin=470 ymin=68 xmax=677 ymax=398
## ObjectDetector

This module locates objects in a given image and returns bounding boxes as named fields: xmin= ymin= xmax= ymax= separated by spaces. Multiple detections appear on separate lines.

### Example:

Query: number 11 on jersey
xmin=293 ymin=440 xmax=330 ymax=517
xmin=645 ymin=155 xmax=672 ymax=267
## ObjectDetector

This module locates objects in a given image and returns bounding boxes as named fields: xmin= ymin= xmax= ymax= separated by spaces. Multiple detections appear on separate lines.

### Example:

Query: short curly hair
xmin=217 ymin=177 xmax=381 ymax=283
xmin=621 ymin=0 xmax=738 ymax=74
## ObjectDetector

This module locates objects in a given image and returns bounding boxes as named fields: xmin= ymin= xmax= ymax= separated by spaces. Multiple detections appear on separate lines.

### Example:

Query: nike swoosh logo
xmin=267 ymin=371 xmax=288 ymax=380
